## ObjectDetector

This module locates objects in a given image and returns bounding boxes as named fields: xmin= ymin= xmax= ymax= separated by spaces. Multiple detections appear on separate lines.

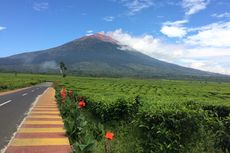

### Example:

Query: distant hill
xmin=0 ymin=33 xmax=229 ymax=80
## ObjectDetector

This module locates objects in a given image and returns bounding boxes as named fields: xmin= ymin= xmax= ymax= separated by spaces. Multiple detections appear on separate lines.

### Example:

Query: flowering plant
xmin=105 ymin=132 xmax=114 ymax=140
xmin=78 ymin=100 xmax=86 ymax=109
xmin=60 ymin=87 xmax=67 ymax=103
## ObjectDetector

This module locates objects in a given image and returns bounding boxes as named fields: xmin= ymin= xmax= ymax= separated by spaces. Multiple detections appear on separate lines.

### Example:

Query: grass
xmin=0 ymin=73 xmax=59 ymax=92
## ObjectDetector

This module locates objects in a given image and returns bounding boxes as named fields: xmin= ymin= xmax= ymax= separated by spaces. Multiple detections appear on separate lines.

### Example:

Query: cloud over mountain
xmin=107 ymin=27 xmax=230 ymax=75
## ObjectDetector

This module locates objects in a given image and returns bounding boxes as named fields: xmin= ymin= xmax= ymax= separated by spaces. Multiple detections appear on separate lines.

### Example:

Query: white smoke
xmin=41 ymin=61 xmax=58 ymax=70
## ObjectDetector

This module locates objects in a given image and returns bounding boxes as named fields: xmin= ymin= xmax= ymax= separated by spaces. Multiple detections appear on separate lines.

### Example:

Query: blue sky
xmin=0 ymin=0 xmax=230 ymax=74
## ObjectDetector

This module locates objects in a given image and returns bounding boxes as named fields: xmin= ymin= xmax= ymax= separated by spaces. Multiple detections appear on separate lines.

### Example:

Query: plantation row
xmin=61 ymin=77 xmax=230 ymax=106
xmin=55 ymin=78 xmax=230 ymax=153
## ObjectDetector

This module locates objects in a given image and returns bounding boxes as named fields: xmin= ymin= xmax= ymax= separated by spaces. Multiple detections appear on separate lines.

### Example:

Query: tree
xmin=14 ymin=71 xmax=18 ymax=77
xmin=59 ymin=61 xmax=67 ymax=78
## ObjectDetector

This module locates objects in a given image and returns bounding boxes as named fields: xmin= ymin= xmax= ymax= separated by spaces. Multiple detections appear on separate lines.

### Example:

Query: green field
xmin=0 ymin=73 xmax=229 ymax=153
xmin=61 ymin=77 xmax=230 ymax=107
xmin=56 ymin=76 xmax=230 ymax=153
xmin=0 ymin=73 xmax=58 ymax=91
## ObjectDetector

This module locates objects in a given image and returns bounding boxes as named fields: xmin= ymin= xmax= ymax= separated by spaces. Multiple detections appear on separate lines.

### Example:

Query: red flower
xmin=68 ymin=90 xmax=73 ymax=97
xmin=78 ymin=100 xmax=86 ymax=108
xmin=61 ymin=93 xmax=66 ymax=103
xmin=105 ymin=132 xmax=114 ymax=140
xmin=60 ymin=87 xmax=67 ymax=103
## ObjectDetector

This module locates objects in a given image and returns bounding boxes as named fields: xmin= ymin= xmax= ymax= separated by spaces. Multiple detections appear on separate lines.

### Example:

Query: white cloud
xmin=33 ymin=2 xmax=49 ymax=11
xmin=0 ymin=26 xmax=6 ymax=31
xmin=163 ymin=20 xmax=189 ymax=25
xmin=103 ymin=16 xmax=115 ymax=22
xmin=107 ymin=29 xmax=186 ymax=60
xmin=184 ymin=47 xmax=230 ymax=58
xmin=182 ymin=0 xmax=209 ymax=15
xmin=87 ymin=30 xmax=93 ymax=33
xmin=160 ymin=20 xmax=188 ymax=38
xmin=161 ymin=26 xmax=187 ymax=38
xmin=182 ymin=59 xmax=230 ymax=75
xmin=41 ymin=61 xmax=58 ymax=70
xmin=117 ymin=0 xmax=154 ymax=15
xmin=86 ymin=30 xmax=94 ymax=36
xmin=106 ymin=28 xmax=230 ymax=75
xmin=185 ymin=22 xmax=230 ymax=47
xmin=212 ymin=12 xmax=230 ymax=18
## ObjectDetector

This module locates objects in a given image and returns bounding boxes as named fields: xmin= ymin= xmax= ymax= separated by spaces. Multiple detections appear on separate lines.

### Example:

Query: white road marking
xmin=0 ymin=100 xmax=12 ymax=107
xmin=22 ymin=93 xmax=28 ymax=96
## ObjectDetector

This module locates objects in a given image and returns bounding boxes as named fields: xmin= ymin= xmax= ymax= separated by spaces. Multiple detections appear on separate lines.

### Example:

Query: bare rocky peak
xmin=79 ymin=33 xmax=119 ymax=44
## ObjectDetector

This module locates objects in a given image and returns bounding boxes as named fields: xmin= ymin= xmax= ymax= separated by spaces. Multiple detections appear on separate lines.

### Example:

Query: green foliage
xmin=0 ymin=85 xmax=8 ymax=90
xmin=59 ymin=61 xmax=67 ymax=78
xmin=138 ymin=108 xmax=206 ymax=153
xmin=204 ymin=111 xmax=230 ymax=153
xmin=0 ymin=73 xmax=58 ymax=92
xmin=87 ymin=96 xmax=141 ymax=122
xmin=55 ymin=77 xmax=230 ymax=153
xmin=56 ymin=89 xmax=97 ymax=153
xmin=1 ymin=73 xmax=230 ymax=153
xmin=203 ymin=105 xmax=230 ymax=118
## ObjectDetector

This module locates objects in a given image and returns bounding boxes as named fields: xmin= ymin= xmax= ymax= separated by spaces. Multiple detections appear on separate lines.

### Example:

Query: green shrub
xmin=86 ymin=96 xmax=141 ymax=122
xmin=203 ymin=105 xmax=230 ymax=118
xmin=0 ymin=85 xmax=8 ymax=90
xmin=138 ymin=109 xmax=206 ymax=153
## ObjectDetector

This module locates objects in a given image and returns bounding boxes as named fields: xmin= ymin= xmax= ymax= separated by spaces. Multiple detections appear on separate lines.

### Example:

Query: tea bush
xmin=138 ymin=108 xmax=207 ymax=153
xmin=54 ymin=77 xmax=230 ymax=153
xmin=86 ymin=96 xmax=141 ymax=122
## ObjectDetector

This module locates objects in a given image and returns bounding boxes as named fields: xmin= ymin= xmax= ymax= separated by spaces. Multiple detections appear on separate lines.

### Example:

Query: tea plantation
xmin=56 ymin=76 xmax=230 ymax=153
xmin=0 ymin=73 xmax=229 ymax=152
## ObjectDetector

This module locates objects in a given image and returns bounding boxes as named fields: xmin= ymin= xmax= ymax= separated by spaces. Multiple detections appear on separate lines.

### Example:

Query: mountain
xmin=0 ymin=33 xmax=228 ymax=79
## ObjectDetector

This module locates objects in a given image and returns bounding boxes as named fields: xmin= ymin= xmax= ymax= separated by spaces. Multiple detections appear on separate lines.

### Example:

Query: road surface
xmin=0 ymin=82 xmax=52 ymax=152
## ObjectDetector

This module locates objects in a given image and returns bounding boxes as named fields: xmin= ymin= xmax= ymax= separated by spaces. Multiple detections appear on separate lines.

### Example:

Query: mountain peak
xmin=79 ymin=33 xmax=118 ymax=44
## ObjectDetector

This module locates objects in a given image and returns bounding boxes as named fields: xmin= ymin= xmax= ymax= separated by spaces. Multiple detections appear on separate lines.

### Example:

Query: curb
xmin=4 ymin=87 xmax=71 ymax=153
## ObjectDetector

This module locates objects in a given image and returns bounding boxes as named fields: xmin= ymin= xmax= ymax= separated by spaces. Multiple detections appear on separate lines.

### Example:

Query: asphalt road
xmin=0 ymin=82 xmax=52 ymax=152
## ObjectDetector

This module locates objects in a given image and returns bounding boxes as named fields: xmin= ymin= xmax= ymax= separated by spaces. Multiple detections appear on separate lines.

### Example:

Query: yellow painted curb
xmin=23 ymin=121 xmax=63 ymax=125
xmin=18 ymin=128 xmax=65 ymax=133
xmin=35 ymin=105 xmax=57 ymax=107
xmin=11 ymin=138 xmax=70 ymax=146
xmin=34 ymin=106 xmax=57 ymax=108
xmin=33 ymin=108 xmax=59 ymax=111
xmin=27 ymin=115 xmax=62 ymax=119
xmin=30 ymin=111 xmax=60 ymax=114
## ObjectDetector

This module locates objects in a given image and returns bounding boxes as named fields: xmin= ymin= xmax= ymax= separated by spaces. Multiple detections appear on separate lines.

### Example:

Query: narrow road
xmin=0 ymin=83 xmax=52 ymax=152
